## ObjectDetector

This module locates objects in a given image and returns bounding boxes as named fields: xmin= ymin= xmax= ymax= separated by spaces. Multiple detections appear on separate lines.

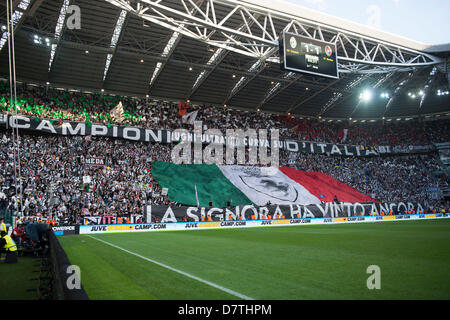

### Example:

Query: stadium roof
xmin=0 ymin=0 xmax=449 ymax=120
xmin=243 ymin=0 xmax=432 ymax=52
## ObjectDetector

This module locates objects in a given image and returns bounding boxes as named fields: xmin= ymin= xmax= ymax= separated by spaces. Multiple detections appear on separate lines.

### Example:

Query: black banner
xmin=81 ymin=156 xmax=107 ymax=166
xmin=145 ymin=202 xmax=426 ymax=223
xmin=52 ymin=225 xmax=79 ymax=236
xmin=1 ymin=115 xmax=436 ymax=157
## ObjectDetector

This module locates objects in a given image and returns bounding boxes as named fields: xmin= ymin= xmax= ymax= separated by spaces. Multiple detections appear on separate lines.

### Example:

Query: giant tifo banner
xmin=0 ymin=114 xmax=435 ymax=157
xmin=151 ymin=162 xmax=375 ymax=207
xmin=78 ymin=213 xmax=449 ymax=234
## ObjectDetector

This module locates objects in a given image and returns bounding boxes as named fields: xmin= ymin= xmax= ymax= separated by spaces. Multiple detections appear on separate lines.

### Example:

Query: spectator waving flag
xmin=338 ymin=128 xmax=348 ymax=142
xmin=178 ymin=101 xmax=191 ymax=116
xmin=182 ymin=110 xmax=198 ymax=125
xmin=110 ymin=101 xmax=124 ymax=122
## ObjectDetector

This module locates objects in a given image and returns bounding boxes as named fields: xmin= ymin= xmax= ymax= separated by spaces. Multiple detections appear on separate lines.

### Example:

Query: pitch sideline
xmin=87 ymin=235 xmax=255 ymax=300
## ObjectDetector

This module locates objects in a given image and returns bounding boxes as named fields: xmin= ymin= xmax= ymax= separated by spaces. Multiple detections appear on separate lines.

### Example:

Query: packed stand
xmin=281 ymin=150 xmax=445 ymax=210
xmin=1 ymin=81 xmax=449 ymax=148
xmin=0 ymin=127 xmax=447 ymax=222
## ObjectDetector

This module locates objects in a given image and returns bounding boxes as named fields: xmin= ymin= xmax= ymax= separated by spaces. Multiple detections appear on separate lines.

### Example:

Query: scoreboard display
xmin=281 ymin=32 xmax=339 ymax=79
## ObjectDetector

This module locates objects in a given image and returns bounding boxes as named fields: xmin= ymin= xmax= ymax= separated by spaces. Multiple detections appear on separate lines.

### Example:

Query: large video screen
xmin=282 ymin=32 xmax=339 ymax=79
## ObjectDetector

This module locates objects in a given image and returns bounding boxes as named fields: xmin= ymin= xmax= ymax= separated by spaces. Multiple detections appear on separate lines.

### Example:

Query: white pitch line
xmin=88 ymin=235 xmax=254 ymax=300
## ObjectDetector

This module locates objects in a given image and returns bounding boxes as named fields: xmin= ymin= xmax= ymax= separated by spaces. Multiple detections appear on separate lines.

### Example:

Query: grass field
xmin=0 ymin=256 xmax=39 ymax=300
xmin=59 ymin=220 xmax=450 ymax=300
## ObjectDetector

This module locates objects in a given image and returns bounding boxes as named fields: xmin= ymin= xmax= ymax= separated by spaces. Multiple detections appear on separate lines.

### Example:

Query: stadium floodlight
xmin=359 ymin=89 xmax=373 ymax=102
xmin=419 ymin=90 xmax=424 ymax=96
xmin=411 ymin=94 xmax=416 ymax=99
xmin=33 ymin=34 xmax=43 ymax=45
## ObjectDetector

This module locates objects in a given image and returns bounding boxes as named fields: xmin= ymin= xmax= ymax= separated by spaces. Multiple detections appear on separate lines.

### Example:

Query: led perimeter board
xmin=281 ymin=32 xmax=339 ymax=79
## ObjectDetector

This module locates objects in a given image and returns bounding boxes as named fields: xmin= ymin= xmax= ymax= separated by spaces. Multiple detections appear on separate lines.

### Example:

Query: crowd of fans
xmin=0 ymin=127 xmax=447 ymax=222
xmin=0 ymin=131 xmax=173 ymax=221
xmin=1 ymin=81 xmax=449 ymax=148
xmin=280 ymin=150 xmax=446 ymax=209
xmin=0 ymin=81 xmax=448 ymax=223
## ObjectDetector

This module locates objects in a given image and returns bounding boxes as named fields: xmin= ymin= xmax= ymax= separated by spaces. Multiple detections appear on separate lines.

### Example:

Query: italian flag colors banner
xmin=151 ymin=162 xmax=375 ymax=207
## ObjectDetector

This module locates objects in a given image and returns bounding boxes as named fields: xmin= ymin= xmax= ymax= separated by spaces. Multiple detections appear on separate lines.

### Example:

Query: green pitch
xmin=59 ymin=220 xmax=450 ymax=300
xmin=0 ymin=256 xmax=40 ymax=300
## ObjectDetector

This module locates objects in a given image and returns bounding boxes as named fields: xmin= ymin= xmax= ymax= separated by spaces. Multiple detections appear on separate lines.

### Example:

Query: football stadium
xmin=0 ymin=0 xmax=449 ymax=305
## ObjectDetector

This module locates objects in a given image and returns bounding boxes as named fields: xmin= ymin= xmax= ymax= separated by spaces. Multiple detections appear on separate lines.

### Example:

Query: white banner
xmin=83 ymin=175 xmax=91 ymax=184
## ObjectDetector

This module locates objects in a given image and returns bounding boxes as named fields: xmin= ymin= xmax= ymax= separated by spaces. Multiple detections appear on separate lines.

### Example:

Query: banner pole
xmin=195 ymin=184 xmax=200 ymax=208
